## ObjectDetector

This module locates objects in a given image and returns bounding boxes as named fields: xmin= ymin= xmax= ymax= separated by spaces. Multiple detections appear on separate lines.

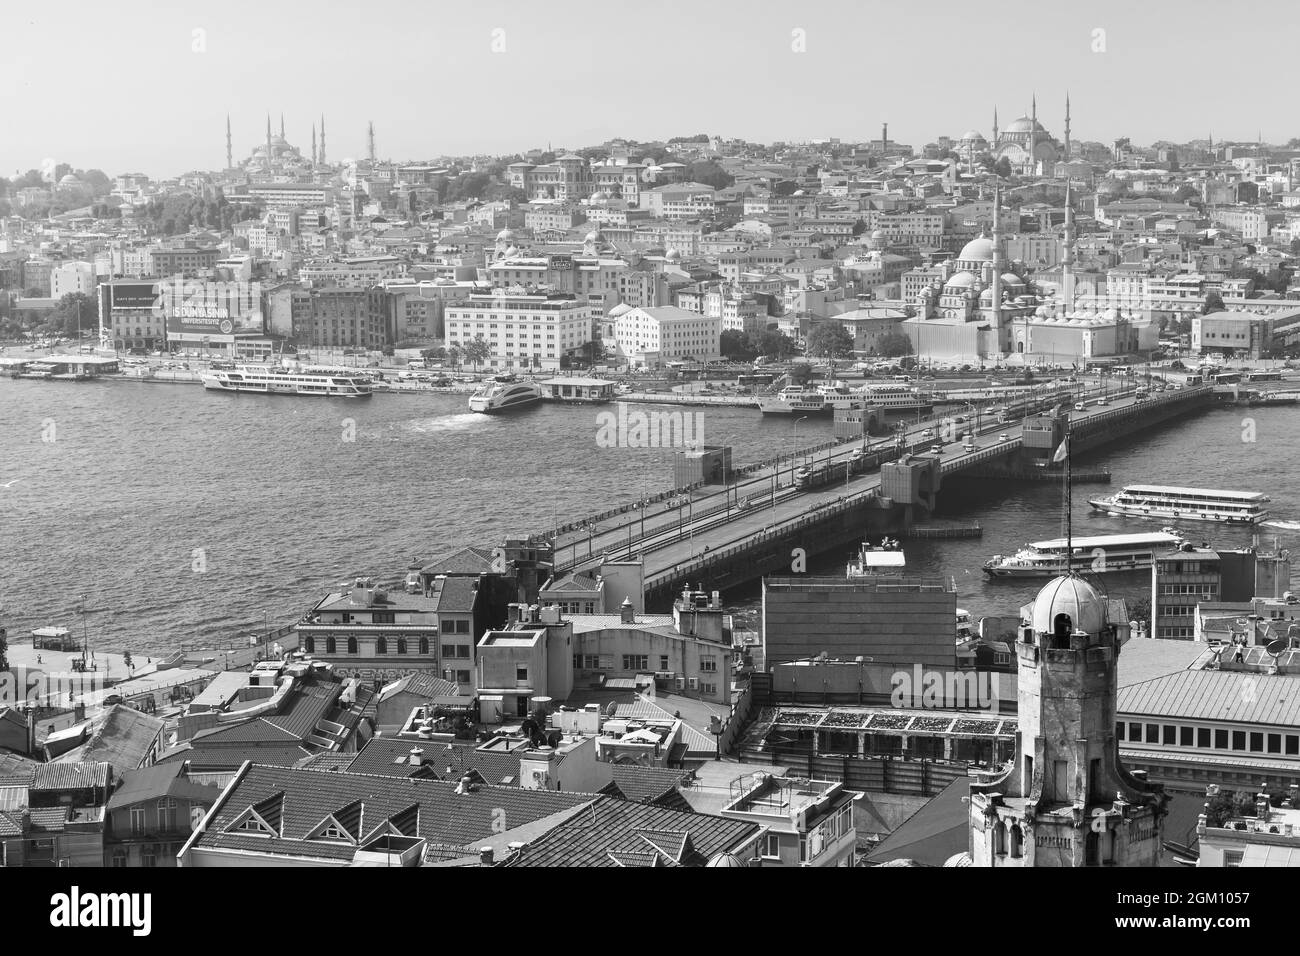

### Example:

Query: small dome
xmin=960 ymin=130 xmax=987 ymax=143
xmin=706 ymin=851 xmax=746 ymax=868
xmin=880 ymin=858 xmax=921 ymax=867
xmin=665 ymin=248 xmax=681 ymax=262
xmin=870 ymin=228 xmax=885 ymax=240
xmin=585 ymin=230 xmax=601 ymax=243
xmin=1031 ymin=575 xmax=1108 ymax=637
xmin=59 ymin=174 xmax=83 ymax=185
xmin=1001 ymin=272 xmax=1022 ymax=285
xmin=497 ymin=228 xmax=516 ymax=241
xmin=946 ymin=271 xmax=978 ymax=290
xmin=958 ymin=236 xmax=995 ymax=263
xmin=943 ymin=852 xmax=973 ymax=867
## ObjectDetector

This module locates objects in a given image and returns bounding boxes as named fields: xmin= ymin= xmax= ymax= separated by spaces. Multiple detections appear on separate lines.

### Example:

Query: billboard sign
xmin=108 ymin=282 xmax=159 ymax=309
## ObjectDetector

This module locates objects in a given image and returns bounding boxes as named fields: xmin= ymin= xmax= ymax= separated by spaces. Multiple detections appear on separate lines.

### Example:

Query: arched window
xmin=994 ymin=820 xmax=1008 ymax=856
xmin=1053 ymin=613 xmax=1073 ymax=648
xmin=304 ymin=636 xmax=315 ymax=654
xmin=1009 ymin=823 xmax=1023 ymax=859
xmin=1085 ymin=830 xmax=1100 ymax=866
xmin=396 ymin=638 xmax=407 ymax=655
xmin=325 ymin=636 xmax=336 ymax=654
xmin=111 ymin=849 xmax=127 ymax=868
xmin=419 ymin=637 xmax=429 ymax=655
xmin=376 ymin=637 xmax=387 ymax=654
xmin=347 ymin=637 xmax=358 ymax=655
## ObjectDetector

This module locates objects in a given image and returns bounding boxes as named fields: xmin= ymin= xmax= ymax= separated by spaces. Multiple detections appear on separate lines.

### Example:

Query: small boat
xmin=468 ymin=380 xmax=543 ymax=414
xmin=757 ymin=386 xmax=832 ymax=415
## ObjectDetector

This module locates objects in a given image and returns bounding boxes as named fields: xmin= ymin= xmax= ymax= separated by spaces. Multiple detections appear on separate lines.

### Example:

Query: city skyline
xmin=3 ymin=0 xmax=1294 ymax=179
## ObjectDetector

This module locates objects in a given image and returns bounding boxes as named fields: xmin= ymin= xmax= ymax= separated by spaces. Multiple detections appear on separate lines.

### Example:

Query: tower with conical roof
xmin=992 ymin=106 xmax=999 ymax=147
xmin=966 ymin=575 xmax=1168 ymax=866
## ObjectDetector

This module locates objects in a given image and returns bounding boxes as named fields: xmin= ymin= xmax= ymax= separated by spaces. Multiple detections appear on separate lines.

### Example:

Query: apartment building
xmin=611 ymin=304 xmax=722 ymax=367
xmin=444 ymin=290 xmax=597 ymax=371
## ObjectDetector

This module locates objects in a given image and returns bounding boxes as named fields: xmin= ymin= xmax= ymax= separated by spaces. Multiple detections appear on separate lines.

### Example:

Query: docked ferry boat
xmin=468 ymin=380 xmax=543 ymax=413
xmin=200 ymin=365 xmax=374 ymax=397
xmin=757 ymin=386 xmax=834 ymax=415
xmin=983 ymin=529 xmax=1185 ymax=579
xmin=856 ymin=383 xmax=934 ymax=413
xmin=1088 ymin=484 xmax=1270 ymax=525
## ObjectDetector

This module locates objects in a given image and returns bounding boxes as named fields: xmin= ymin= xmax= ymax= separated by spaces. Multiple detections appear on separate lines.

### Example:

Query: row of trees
xmin=719 ymin=329 xmax=796 ymax=361
xmin=420 ymin=337 xmax=494 ymax=372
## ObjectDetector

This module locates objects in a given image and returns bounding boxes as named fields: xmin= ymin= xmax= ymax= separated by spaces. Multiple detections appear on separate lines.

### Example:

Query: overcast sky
xmin=3 ymin=0 xmax=1288 ymax=179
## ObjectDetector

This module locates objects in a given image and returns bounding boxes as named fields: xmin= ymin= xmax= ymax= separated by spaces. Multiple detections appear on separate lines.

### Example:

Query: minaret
xmin=226 ymin=114 xmax=233 ymax=170
xmin=265 ymin=115 xmax=273 ymax=170
xmin=1030 ymin=93 xmax=1039 ymax=175
xmin=881 ymin=122 xmax=888 ymax=153
xmin=1062 ymin=179 xmax=1075 ymax=313
xmin=367 ymin=121 xmax=376 ymax=163
xmin=1063 ymin=93 xmax=1071 ymax=164
xmin=991 ymin=181 xmax=1004 ymax=335
xmin=319 ymin=115 xmax=326 ymax=165
xmin=966 ymin=576 xmax=1168 ymax=867
xmin=280 ymin=113 xmax=285 ymax=139
xmin=311 ymin=123 xmax=317 ymax=165
xmin=992 ymin=106 xmax=999 ymax=145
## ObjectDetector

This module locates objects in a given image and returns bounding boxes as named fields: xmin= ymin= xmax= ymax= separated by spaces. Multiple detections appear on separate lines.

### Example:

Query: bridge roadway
xmin=551 ymin=381 xmax=1213 ymax=582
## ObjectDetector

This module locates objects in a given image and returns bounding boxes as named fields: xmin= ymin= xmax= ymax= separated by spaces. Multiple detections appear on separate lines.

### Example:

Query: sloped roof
xmin=106 ymin=763 xmax=221 ymax=812
xmin=56 ymin=705 xmax=165 ymax=774
xmin=866 ymin=775 xmax=970 ymax=866
xmin=32 ymin=762 xmax=110 ymax=791
xmin=378 ymin=673 xmax=459 ymax=704
xmin=502 ymin=798 xmax=758 ymax=867
xmin=421 ymin=547 xmax=494 ymax=576
xmin=188 ymin=764 xmax=595 ymax=862
xmin=610 ymin=765 xmax=693 ymax=807
xmin=344 ymin=736 xmax=523 ymax=787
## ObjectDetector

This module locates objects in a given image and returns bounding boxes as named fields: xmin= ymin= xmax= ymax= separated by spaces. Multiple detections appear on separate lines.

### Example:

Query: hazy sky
xmin=3 ymin=0 xmax=1290 ymax=179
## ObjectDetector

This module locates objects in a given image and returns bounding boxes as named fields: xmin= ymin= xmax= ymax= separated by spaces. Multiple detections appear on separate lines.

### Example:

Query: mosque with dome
xmin=956 ymin=95 xmax=1070 ymax=178
xmin=902 ymin=178 xmax=1155 ymax=364
xmin=231 ymin=114 xmax=325 ymax=174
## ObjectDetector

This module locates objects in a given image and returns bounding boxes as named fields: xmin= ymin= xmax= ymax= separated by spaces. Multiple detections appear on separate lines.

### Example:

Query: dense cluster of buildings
xmin=7 ymin=108 xmax=1300 ymax=369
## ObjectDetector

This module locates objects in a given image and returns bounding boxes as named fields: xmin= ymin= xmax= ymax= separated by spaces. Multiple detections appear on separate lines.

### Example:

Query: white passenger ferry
xmin=983 ymin=529 xmax=1185 ymax=579
xmin=1088 ymin=484 xmax=1270 ymax=525
xmin=757 ymin=386 xmax=833 ymax=415
xmin=855 ymin=383 xmax=934 ymax=413
xmin=200 ymin=365 xmax=374 ymax=398
xmin=468 ymin=380 xmax=543 ymax=413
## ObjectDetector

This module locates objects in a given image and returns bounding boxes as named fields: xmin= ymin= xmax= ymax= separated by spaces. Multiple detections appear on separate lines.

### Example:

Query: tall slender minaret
xmin=367 ymin=121 xmax=376 ymax=163
xmin=1063 ymin=93 xmax=1072 ymax=164
xmin=1062 ymin=178 xmax=1075 ymax=313
xmin=226 ymin=114 xmax=233 ymax=170
xmin=993 ymin=106 xmax=999 ymax=145
xmin=280 ymin=114 xmax=285 ymax=139
xmin=265 ymin=115 xmax=273 ymax=169
xmin=311 ymin=123 xmax=317 ymax=165
xmin=319 ymin=115 xmax=327 ymax=165
xmin=991 ymin=181 xmax=1004 ymax=337
xmin=1030 ymin=93 xmax=1039 ymax=174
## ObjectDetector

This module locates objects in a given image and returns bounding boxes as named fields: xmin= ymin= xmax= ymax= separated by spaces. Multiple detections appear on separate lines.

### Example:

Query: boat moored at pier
xmin=983 ymin=529 xmax=1185 ymax=578
xmin=200 ymin=365 xmax=374 ymax=397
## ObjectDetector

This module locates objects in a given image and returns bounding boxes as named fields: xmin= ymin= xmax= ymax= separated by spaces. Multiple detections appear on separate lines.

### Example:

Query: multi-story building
xmin=246 ymin=182 xmax=335 ymax=207
xmin=720 ymin=775 xmax=859 ymax=867
xmin=49 ymin=261 xmax=96 ymax=300
xmin=523 ymin=205 xmax=586 ymax=233
xmin=299 ymin=256 xmax=407 ymax=288
xmin=150 ymin=246 xmax=220 ymax=279
xmin=611 ymin=305 xmax=722 ymax=368
xmin=444 ymin=290 xmax=597 ymax=371
xmin=295 ymin=286 xmax=390 ymax=350
xmin=1192 ymin=311 xmax=1277 ymax=358
xmin=98 ymin=279 xmax=166 ymax=351
xmin=1149 ymin=544 xmax=1288 ymax=640
xmin=102 ymin=763 xmax=222 ymax=867
xmin=506 ymin=154 xmax=594 ymax=202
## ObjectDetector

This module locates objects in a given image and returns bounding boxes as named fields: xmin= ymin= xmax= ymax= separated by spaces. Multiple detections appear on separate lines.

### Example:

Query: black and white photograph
xmin=0 ymin=0 xmax=1295 ymax=925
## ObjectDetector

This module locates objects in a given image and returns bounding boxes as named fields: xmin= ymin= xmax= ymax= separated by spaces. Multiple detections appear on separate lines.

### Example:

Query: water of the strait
xmin=1 ymin=379 xmax=1297 ymax=649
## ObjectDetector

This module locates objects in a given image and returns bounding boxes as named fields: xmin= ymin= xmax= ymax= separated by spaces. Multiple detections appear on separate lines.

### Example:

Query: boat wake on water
xmin=404 ymin=413 xmax=485 ymax=434
xmin=1264 ymin=520 xmax=1300 ymax=531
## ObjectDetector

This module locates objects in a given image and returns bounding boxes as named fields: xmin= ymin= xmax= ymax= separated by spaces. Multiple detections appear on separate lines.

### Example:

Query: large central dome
xmin=958 ymin=236 xmax=995 ymax=263
xmin=1031 ymin=575 xmax=1108 ymax=636
xmin=1004 ymin=116 xmax=1047 ymax=134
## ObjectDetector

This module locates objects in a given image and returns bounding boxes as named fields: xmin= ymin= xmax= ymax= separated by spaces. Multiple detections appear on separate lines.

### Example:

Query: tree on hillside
xmin=877 ymin=330 xmax=914 ymax=358
xmin=51 ymin=292 xmax=97 ymax=337
xmin=1172 ymin=184 xmax=1199 ymax=204
xmin=1201 ymin=292 xmax=1226 ymax=315
xmin=685 ymin=160 xmax=734 ymax=190
xmin=805 ymin=321 xmax=854 ymax=362
xmin=994 ymin=157 xmax=1013 ymax=179
xmin=753 ymin=330 xmax=795 ymax=360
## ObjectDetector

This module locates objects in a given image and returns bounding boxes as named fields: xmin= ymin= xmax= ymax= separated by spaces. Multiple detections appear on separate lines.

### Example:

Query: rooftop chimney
xmin=620 ymin=596 xmax=636 ymax=624
xmin=408 ymin=747 xmax=424 ymax=766
xmin=479 ymin=846 xmax=494 ymax=866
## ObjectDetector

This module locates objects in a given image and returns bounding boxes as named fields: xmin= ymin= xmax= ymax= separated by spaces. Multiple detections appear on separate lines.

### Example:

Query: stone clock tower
xmin=967 ymin=575 xmax=1168 ymax=866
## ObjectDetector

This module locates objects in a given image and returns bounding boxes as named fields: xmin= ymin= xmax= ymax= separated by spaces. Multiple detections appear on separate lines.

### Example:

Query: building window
xmin=622 ymin=654 xmax=648 ymax=671
xmin=419 ymin=637 xmax=429 ymax=655
xmin=700 ymin=656 xmax=718 ymax=673
xmin=660 ymin=655 xmax=670 ymax=672
xmin=111 ymin=849 xmax=127 ymax=868
xmin=1268 ymin=733 xmax=1282 ymax=754
xmin=1198 ymin=727 xmax=1211 ymax=748
xmin=396 ymin=638 xmax=407 ymax=655
xmin=516 ymin=665 xmax=528 ymax=684
xmin=158 ymin=798 xmax=177 ymax=831
xmin=1224 ymin=850 xmax=1244 ymax=867
xmin=304 ymin=636 xmax=315 ymax=654
xmin=141 ymin=847 xmax=156 ymax=868
xmin=325 ymin=636 xmax=336 ymax=654
xmin=761 ymin=834 xmax=780 ymax=859
xmin=1144 ymin=724 xmax=1159 ymax=744
xmin=1250 ymin=732 xmax=1264 ymax=753
xmin=1179 ymin=726 xmax=1193 ymax=747
xmin=1162 ymin=725 xmax=1176 ymax=745
xmin=1128 ymin=722 xmax=1141 ymax=741
xmin=131 ymin=807 xmax=145 ymax=835
xmin=376 ymin=637 xmax=388 ymax=655
xmin=347 ymin=637 xmax=358 ymax=655
xmin=1215 ymin=729 xmax=1229 ymax=750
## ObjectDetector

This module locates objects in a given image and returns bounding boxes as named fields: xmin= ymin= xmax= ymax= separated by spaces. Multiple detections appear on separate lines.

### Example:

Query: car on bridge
xmin=1074 ymin=401 xmax=1087 ymax=411
xmin=999 ymin=433 xmax=1011 ymax=442
xmin=919 ymin=428 xmax=935 ymax=440
xmin=1096 ymin=397 xmax=1109 ymax=406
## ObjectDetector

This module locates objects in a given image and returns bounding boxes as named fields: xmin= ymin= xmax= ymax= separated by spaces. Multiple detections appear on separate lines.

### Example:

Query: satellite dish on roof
xmin=1267 ymin=638 xmax=1288 ymax=658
